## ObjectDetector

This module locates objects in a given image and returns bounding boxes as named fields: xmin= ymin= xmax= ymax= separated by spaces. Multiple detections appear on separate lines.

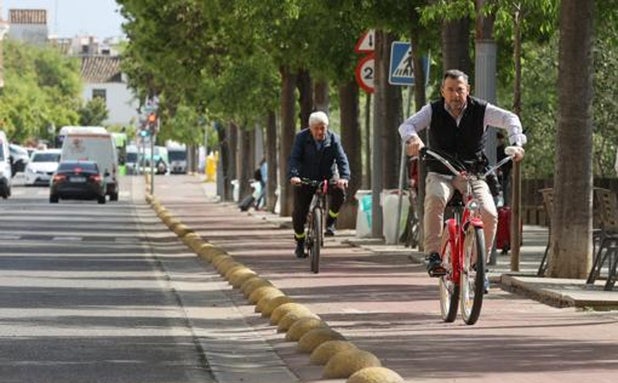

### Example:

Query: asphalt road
xmin=4 ymin=175 xmax=618 ymax=383
xmin=0 ymin=179 xmax=215 ymax=383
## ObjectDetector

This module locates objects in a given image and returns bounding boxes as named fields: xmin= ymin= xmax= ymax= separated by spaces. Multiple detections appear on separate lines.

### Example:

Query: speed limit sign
xmin=355 ymin=53 xmax=374 ymax=94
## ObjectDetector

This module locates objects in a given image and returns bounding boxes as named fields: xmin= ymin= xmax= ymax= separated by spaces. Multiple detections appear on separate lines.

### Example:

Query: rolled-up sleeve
xmin=398 ymin=104 xmax=432 ymax=142
xmin=484 ymin=104 xmax=527 ymax=146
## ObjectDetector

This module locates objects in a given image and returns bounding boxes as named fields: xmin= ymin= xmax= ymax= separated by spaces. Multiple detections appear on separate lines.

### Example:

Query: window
xmin=92 ymin=89 xmax=106 ymax=101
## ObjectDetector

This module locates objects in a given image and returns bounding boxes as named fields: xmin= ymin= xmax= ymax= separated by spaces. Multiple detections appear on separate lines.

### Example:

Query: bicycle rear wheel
xmin=438 ymin=223 xmax=459 ymax=322
xmin=310 ymin=207 xmax=322 ymax=273
xmin=460 ymin=225 xmax=486 ymax=325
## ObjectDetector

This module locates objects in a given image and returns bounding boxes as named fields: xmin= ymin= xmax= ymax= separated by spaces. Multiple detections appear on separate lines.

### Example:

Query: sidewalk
xmin=145 ymin=175 xmax=618 ymax=383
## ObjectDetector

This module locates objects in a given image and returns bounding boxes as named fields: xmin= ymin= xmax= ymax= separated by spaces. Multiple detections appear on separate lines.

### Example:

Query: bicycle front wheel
xmin=310 ymin=207 xmax=322 ymax=273
xmin=460 ymin=225 xmax=486 ymax=325
xmin=438 ymin=223 xmax=459 ymax=323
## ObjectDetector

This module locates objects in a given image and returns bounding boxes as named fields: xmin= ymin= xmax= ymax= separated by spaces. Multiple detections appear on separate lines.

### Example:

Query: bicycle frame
xmin=308 ymin=180 xmax=328 ymax=216
xmin=301 ymin=179 xmax=329 ymax=273
xmin=442 ymin=189 xmax=484 ymax=284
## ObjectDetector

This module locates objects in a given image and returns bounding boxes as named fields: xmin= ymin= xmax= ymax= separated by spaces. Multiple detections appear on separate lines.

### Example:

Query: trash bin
xmin=381 ymin=189 xmax=410 ymax=245
xmin=355 ymin=190 xmax=372 ymax=238
xmin=231 ymin=179 xmax=239 ymax=202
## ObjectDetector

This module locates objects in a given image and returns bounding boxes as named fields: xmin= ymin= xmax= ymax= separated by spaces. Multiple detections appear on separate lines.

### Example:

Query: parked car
xmin=9 ymin=143 xmax=30 ymax=176
xmin=49 ymin=160 xmax=106 ymax=204
xmin=0 ymin=131 xmax=11 ymax=198
xmin=25 ymin=149 xmax=62 ymax=186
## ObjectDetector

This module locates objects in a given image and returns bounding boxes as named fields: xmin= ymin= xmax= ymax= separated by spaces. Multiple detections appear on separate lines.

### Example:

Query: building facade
xmin=6 ymin=8 xmax=138 ymax=128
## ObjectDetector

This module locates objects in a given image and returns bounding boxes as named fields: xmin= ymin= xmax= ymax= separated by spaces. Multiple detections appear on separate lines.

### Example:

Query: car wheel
xmin=98 ymin=195 xmax=106 ymax=204
xmin=110 ymin=192 xmax=118 ymax=201
xmin=49 ymin=194 xmax=59 ymax=203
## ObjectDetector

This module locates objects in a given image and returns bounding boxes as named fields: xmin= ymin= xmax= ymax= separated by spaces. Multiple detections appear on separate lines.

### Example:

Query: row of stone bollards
xmin=145 ymin=190 xmax=405 ymax=383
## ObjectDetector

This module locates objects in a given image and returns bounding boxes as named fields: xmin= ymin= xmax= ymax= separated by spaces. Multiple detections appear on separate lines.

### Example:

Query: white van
xmin=59 ymin=126 xmax=119 ymax=201
xmin=0 ymin=131 xmax=12 ymax=199
xmin=166 ymin=143 xmax=188 ymax=174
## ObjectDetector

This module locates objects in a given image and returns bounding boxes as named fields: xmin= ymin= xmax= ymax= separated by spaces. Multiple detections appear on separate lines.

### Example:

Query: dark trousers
xmin=293 ymin=184 xmax=345 ymax=237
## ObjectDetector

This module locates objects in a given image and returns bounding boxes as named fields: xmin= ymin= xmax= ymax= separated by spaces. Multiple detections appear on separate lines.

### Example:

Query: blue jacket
xmin=287 ymin=128 xmax=351 ymax=182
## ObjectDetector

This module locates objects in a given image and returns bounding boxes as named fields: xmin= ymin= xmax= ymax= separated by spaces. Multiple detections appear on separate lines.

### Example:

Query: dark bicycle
xmin=299 ymin=178 xmax=330 ymax=273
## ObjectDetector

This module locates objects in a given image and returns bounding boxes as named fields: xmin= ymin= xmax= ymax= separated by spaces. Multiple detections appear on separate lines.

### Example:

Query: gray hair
xmin=308 ymin=111 xmax=329 ymax=127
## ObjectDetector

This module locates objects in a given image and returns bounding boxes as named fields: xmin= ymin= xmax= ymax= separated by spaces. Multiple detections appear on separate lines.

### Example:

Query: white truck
xmin=166 ymin=142 xmax=187 ymax=174
xmin=59 ymin=126 xmax=119 ymax=201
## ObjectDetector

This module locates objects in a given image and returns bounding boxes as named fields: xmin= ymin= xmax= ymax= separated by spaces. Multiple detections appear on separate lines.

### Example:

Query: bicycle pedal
xmin=428 ymin=268 xmax=448 ymax=277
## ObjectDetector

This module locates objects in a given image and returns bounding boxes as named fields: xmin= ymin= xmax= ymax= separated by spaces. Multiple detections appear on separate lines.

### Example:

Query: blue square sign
xmin=389 ymin=42 xmax=429 ymax=86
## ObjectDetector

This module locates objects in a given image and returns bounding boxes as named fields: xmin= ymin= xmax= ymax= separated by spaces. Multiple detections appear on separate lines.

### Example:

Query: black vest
xmin=427 ymin=96 xmax=488 ymax=174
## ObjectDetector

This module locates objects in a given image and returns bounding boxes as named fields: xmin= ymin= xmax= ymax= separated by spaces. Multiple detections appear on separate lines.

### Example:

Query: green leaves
xmin=0 ymin=40 xmax=82 ymax=142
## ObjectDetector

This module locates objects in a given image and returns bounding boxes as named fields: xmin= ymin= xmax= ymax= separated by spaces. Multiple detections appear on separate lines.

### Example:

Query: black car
xmin=49 ymin=160 xmax=106 ymax=204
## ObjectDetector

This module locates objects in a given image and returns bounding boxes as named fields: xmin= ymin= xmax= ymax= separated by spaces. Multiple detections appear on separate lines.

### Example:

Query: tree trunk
xmin=371 ymin=30 xmax=386 ymax=238
xmin=441 ymin=17 xmax=472 ymax=74
xmin=363 ymin=93 xmax=371 ymax=190
xmin=279 ymin=66 xmax=298 ymax=216
xmin=228 ymin=122 xmax=238 ymax=201
xmin=382 ymin=33 xmax=402 ymax=189
xmin=338 ymin=79 xmax=362 ymax=229
xmin=235 ymin=124 xmax=253 ymax=200
xmin=215 ymin=121 xmax=231 ymax=201
xmin=265 ymin=110 xmax=277 ymax=213
xmin=548 ymin=0 xmax=595 ymax=278
xmin=297 ymin=68 xmax=313 ymax=128
xmin=314 ymin=79 xmax=329 ymax=112
xmin=410 ymin=7 xmax=427 ymax=251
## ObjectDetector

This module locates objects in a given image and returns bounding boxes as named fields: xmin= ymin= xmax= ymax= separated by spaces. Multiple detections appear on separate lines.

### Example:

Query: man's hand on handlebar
xmin=290 ymin=176 xmax=301 ymax=186
xmin=405 ymin=136 xmax=425 ymax=157
xmin=505 ymin=146 xmax=525 ymax=162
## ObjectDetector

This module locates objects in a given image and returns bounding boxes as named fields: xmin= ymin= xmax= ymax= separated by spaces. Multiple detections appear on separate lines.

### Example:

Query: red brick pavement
xmin=146 ymin=175 xmax=618 ymax=383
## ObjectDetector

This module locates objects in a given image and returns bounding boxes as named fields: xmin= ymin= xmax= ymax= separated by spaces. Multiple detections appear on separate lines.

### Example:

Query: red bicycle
xmin=421 ymin=146 xmax=519 ymax=325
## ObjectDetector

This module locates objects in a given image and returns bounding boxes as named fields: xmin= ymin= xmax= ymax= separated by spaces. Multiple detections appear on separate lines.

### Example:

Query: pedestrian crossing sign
xmin=389 ymin=42 xmax=415 ymax=86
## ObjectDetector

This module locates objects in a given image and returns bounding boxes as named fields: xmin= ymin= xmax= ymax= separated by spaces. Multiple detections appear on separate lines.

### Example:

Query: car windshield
xmin=168 ymin=150 xmax=186 ymax=161
xmin=33 ymin=153 xmax=61 ymax=162
xmin=0 ymin=144 xmax=4 ymax=161
xmin=58 ymin=162 xmax=98 ymax=173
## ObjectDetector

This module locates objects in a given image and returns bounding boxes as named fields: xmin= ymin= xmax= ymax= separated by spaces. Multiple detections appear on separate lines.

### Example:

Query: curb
xmin=144 ymin=191 xmax=405 ymax=382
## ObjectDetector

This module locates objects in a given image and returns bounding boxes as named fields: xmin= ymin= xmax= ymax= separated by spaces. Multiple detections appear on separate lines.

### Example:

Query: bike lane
xmin=147 ymin=175 xmax=618 ymax=383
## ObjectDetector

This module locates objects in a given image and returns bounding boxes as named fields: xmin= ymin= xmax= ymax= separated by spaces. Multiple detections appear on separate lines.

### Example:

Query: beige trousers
xmin=424 ymin=172 xmax=497 ymax=256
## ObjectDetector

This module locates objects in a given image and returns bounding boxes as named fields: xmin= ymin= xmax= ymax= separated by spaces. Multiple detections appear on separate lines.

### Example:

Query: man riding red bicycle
xmin=399 ymin=69 xmax=526 ymax=291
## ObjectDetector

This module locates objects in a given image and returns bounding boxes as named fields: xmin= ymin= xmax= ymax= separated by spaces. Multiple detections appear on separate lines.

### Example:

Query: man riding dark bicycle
xmin=287 ymin=111 xmax=351 ymax=258
xmin=398 ymin=69 xmax=526 ymax=288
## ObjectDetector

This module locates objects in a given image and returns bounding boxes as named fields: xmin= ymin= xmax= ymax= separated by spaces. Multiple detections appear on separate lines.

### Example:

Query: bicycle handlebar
xmin=420 ymin=146 xmax=522 ymax=179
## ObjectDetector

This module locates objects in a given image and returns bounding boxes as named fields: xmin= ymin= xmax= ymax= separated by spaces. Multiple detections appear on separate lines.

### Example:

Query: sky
xmin=3 ymin=0 xmax=126 ymax=39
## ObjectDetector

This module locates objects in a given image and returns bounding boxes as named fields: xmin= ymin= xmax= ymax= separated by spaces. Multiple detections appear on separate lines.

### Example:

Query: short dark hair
xmin=443 ymin=69 xmax=469 ymax=83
